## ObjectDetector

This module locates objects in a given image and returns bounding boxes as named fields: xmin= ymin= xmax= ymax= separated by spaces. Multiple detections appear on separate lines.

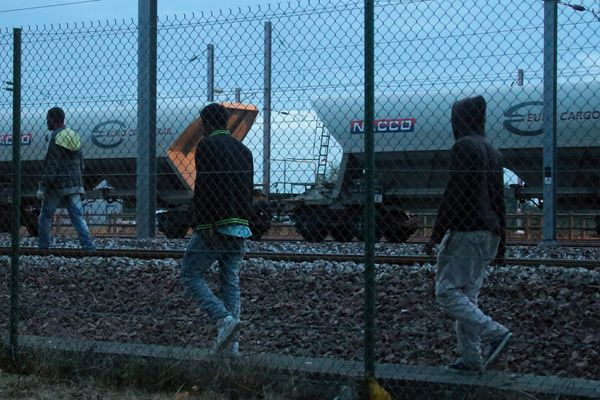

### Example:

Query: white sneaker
xmin=212 ymin=315 xmax=240 ymax=354
xmin=484 ymin=331 xmax=512 ymax=369
xmin=225 ymin=341 xmax=240 ymax=358
xmin=447 ymin=358 xmax=483 ymax=374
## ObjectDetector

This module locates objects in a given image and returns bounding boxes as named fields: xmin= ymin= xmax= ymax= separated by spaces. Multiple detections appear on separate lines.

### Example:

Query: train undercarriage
xmin=292 ymin=204 xmax=418 ymax=243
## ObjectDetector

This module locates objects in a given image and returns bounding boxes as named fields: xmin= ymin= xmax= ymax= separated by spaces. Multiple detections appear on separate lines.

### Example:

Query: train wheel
xmin=295 ymin=221 xmax=328 ymax=243
xmin=22 ymin=207 xmax=40 ymax=237
xmin=384 ymin=229 xmax=411 ymax=244
xmin=357 ymin=221 xmax=383 ymax=242
xmin=26 ymin=223 xmax=39 ymax=237
xmin=157 ymin=207 xmax=191 ymax=239
xmin=381 ymin=210 xmax=412 ymax=243
xmin=331 ymin=224 xmax=356 ymax=242
xmin=163 ymin=225 xmax=189 ymax=239
xmin=249 ymin=201 xmax=273 ymax=241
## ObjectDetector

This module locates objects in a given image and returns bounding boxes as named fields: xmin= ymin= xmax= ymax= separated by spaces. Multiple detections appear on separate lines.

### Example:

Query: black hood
xmin=451 ymin=95 xmax=486 ymax=140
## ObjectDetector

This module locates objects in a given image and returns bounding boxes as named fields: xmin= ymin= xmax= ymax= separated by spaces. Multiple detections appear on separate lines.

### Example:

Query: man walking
xmin=182 ymin=103 xmax=254 ymax=356
xmin=424 ymin=95 xmax=511 ymax=372
xmin=37 ymin=107 xmax=95 ymax=251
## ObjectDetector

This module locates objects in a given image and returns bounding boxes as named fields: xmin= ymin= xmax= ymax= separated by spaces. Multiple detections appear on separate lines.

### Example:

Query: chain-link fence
xmin=1 ymin=0 xmax=599 ymax=398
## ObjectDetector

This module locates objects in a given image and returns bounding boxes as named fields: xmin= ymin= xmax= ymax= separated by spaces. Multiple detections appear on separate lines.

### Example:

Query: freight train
xmin=0 ymin=102 xmax=273 ymax=239
xmin=288 ymin=80 xmax=600 ymax=242
xmin=2 ymin=80 xmax=598 ymax=242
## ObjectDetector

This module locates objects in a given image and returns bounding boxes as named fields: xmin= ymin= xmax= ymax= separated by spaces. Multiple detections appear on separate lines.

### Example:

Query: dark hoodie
xmin=429 ymin=96 xmax=506 ymax=250
xmin=192 ymin=130 xmax=254 ymax=230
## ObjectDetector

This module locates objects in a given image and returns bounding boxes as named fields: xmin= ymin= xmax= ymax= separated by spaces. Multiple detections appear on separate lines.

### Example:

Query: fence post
xmin=263 ymin=21 xmax=272 ymax=200
xmin=363 ymin=0 xmax=376 ymax=390
xmin=542 ymin=0 xmax=558 ymax=245
xmin=9 ymin=27 xmax=22 ymax=362
xmin=136 ymin=0 xmax=157 ymax=239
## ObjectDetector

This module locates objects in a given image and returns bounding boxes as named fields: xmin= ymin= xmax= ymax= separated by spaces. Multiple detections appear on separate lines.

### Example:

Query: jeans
xmin=435 ymin=230 xmax=508 ymax=365
xmin=181 ymin=230 xmax=245 ymax=322
xmin=38 ymin=192 xmax=95 ymax=250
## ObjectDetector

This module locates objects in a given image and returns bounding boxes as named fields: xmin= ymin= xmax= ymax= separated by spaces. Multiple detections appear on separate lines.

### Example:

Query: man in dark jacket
xmin=181 ymin=103 xmax=254 ymax=357
xmin=37 ymin=107 xmax=95 ymax=251
xmin=424 ymin=95 xmax=511 ymax=372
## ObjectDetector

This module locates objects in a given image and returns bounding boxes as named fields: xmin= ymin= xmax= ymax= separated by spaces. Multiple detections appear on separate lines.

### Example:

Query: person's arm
xmin=245 ymin=147 xmax=255 ymax=221
xmin=192 ymin=141 xmax=210 ymax=226
xmin=247 ymin=147 xmax=254 ymax=194
xmin=39 ymin=141 xmax=59 ymax=191
xmin=425 ymin=140 xmax=477 ymax=253
xmin=493 ymin=156 xmax=507 ymax=264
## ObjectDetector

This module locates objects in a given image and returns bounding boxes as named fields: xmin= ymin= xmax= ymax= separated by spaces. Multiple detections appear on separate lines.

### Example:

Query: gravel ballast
xmin=1 ymin=236 xmax=598 ymax=381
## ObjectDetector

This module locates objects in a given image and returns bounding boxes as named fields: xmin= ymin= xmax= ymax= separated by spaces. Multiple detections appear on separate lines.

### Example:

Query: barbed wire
xmin=557 ymin=0 xmax=600 ymax=20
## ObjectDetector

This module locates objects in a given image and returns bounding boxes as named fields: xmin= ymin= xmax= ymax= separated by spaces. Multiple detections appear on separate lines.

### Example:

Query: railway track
xmin=90 ymin=232 xmax=600 ymax=247
xmin=1 ymin=247 xmax=599 ymax=269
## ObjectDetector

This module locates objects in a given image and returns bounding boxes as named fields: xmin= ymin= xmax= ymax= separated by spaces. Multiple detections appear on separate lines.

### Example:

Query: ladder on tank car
xmin=315 ymin=124 xmax=330 ymax=183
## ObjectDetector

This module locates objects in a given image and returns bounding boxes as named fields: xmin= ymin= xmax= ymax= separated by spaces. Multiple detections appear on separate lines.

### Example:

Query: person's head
xmin=200 ymin=103 xmax=230 ymax=135
xmin=46 ymin=107 xmax=65 ymax=131
xmin=451 ymin=95 xmax=486 ymax=140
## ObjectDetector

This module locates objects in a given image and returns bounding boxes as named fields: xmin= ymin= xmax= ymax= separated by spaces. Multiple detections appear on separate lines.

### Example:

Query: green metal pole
xmin=363 ymin=0 xmax=376 ymax=383
xmin=9 ymin=27 xmax=21 ymax=362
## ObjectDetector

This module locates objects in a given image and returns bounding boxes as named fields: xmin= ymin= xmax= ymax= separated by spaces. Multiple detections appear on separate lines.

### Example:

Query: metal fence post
xmin=542 ymin=0 xmax=558 ymax=244
xmin=9 ymin=27 xmax=22 ymax=361
xmin=207 ymin=44 xmax=214 ymax=102
xmin=263 ymin=21 xmax=272 ymax=199
xmin=363 ymin=0 xmax=376 ymax=386
xmin=136 ymin=0 xmax=157 ymax=238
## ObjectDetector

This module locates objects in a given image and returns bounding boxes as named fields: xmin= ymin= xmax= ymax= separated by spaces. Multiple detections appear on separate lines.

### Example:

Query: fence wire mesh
xmin=1 ymin=0 xmax=599 ymax=398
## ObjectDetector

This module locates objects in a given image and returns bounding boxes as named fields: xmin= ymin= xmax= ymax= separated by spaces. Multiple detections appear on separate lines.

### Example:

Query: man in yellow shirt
xmin=37 ymin=107 xmax=95 ymax=251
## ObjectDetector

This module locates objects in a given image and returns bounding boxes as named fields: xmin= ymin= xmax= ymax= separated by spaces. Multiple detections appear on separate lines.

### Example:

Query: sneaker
xmin=484 ymin=331 xmax=512 ymax=369
xmin=447 ymin=358 xmax=483 ymax=374
xmin=212 ymin=315 xmax=240 ymax=354
xmin=224 ymin=341 xmax=240 ymax=359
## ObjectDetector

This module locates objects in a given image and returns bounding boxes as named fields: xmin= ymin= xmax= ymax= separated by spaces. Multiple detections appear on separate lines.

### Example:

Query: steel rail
xmin=90 ymin=232 xmax=600 ymax=247
xmin=0 ymin=247 xmax=598 ymax=269
xmin=408 ymin=238 xmax=600 ymax=247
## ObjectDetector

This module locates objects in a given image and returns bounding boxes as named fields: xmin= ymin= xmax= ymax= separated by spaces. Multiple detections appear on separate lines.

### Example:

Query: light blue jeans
xmin=38 ymin=192 xmax=95 ymax=250
xmin=181 ymin=230 xmax=245 ymax=322
xmin=435 ymin=230 xmax=508 ymax=365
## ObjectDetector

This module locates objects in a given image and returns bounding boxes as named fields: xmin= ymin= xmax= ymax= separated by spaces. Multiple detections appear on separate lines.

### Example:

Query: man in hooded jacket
xmin=424 ymin=95 xmax=511 ymax=372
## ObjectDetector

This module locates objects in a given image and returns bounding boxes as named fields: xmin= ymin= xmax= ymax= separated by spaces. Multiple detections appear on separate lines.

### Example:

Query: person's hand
xmin=423 ymin=239 xmax=435 ymax=256
xmin=36 ymin=188 xmax=45 ymax=201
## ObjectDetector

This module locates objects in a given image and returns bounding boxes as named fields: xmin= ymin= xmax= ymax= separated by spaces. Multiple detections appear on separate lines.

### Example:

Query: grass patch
xmin=0 ymin=340 xmax=594 ymax=400
xmin=0 ymin=344 xmax=355 ymax=400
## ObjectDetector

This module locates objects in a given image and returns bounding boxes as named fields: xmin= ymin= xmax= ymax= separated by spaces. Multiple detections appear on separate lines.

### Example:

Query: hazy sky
xmin=0 ymin=0 xmax=268 ymax=28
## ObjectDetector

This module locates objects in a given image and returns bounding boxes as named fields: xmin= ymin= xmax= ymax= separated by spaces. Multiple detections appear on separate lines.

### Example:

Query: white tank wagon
xmin=0 ymin=102 xmax=272 ymax=239
xmin=288 ymin=81 xmax=600 ymax=243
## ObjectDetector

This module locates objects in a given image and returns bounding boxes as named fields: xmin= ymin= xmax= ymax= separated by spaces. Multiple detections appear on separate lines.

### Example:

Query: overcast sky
xmin=1 ymin=0 xmax=597 ymax=192
xmin=0 ymin=0 xmax=268 ymax=28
